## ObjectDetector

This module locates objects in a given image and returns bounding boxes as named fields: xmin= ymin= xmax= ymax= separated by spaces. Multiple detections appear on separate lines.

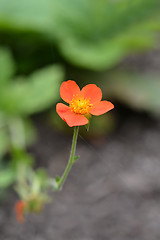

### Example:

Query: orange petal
xmin=64 ymin=112 xmax=88 ymax=127
xmin=60 ymin=80 xmax=81 ymax=103
xmin=90 ymin=101 xmax=114 ymax=116
xmin=56 ymin=103 xmax=70 ymax=120
xmin=81 ymin=84 xmax=102 ymax=104
xmin=14 ymin=200 xmax=26 ymax=223
xmin=56 ymin=103 xmax=88 ymax=127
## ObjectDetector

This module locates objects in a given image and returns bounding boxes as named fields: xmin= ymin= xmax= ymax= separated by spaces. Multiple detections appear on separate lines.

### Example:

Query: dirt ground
xmin=1 ymin=110 xmax=160 ymax=240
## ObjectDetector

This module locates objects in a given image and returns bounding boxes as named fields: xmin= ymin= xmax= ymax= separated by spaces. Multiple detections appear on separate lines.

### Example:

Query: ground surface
xmin=1 ymin=111 xmax=160 ymax=240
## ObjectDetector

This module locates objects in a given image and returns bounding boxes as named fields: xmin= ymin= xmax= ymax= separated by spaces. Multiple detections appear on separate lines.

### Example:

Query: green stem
xmin=57 ymin=126 xmax=79 ymax=190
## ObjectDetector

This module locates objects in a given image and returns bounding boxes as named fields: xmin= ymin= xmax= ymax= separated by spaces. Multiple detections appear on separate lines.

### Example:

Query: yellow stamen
xmin=69 ymin=95 xmax=93 ymax=115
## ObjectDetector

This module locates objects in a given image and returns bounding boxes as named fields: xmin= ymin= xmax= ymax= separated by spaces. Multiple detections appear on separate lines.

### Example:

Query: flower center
xmin=69 ymin=95 xmax=93 ymax=115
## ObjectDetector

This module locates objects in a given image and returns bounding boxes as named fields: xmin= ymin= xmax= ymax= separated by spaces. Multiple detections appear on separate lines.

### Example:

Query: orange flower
xmin=56 ymin=80 xmax=114 ymax=127
xmin=14 ymin=200 xmax=26 ymax=223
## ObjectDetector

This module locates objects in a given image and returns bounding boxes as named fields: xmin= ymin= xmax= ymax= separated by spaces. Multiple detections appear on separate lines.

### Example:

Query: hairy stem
xmin=57 ymin=126 xmax=79 ymax=190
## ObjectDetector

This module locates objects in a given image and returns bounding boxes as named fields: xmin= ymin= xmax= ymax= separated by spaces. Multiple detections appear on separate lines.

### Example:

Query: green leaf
xmin=22 ymin=118 xmax=36 ymax=145
xmin=35 ymin=168 xmax=49 ymax=189
xmin=51 ymin=0 xmax=160 ymax=70
xmin=106 ymin=71 xmax=160 ymax=115
xmin=0 ymin=0 xmax=52 ymax=32
xmin=0 ymin=65 xmax=64 ymax=115
xmin=12 ymin=150 xmax=33 ymax=169
xmin=0 ymin=47 xmax=15 ymax=83
xmin=0 ymin=168 xmax=15 ymax=188
xmin=0 ymin=128 xmax=9 ymax=158
xmin=73 ymin=155 xmax=80 ymax=163
xmin=0 ymin=0 xmax=159 ymax=70
xmin=55 ymin=175 xmax=60 ymax=183
xmin=7 ymin=117 xmax=36 ymax=149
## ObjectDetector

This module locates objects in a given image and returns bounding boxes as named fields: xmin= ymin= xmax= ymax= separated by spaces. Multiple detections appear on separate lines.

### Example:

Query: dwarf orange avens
xmin=56 ymin=80 xmax=114 ymax=127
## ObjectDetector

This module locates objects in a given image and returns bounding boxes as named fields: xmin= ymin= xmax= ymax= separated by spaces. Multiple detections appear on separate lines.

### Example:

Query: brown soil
xmin=1 ymin=111 xmax=160 ymax=240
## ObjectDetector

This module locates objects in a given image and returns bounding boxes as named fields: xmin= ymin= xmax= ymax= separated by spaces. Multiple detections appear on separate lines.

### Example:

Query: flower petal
xmin=64 ymin=112 xmax=89 ymax=127
xmin=56 ymin=103 xmax=70 ymax=120
xmin=56 ymin=103 xmax=88 ymax=127
xmin=90 ymin=101 xmax=114 ymax=116
xmin=81 ymin=84 xmax=102 ymax=104
xmin=14 ymin=200 xmax=26 ymax=223
xmin=60 ymin=80 xmax=80 ymax=103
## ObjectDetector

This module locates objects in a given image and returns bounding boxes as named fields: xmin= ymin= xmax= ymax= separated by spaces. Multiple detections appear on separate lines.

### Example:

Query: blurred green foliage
xmin=15 ymin=152 xmax=50 ymax=212
xmin=50 ymin=0 xmax=160 ymax=70
xmin=0 ymin=0 xmax=159 ymax=70
xmin=0 ymin=0 xmax=160 ymax=196
xmin=105 ymin=71 xmax=160 ymax=115
xmin=0 ymin=48 xmax=64 ymax=194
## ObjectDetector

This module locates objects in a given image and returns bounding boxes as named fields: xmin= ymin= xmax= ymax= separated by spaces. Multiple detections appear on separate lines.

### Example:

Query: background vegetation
xmin=0 ymin=0 xmax=160 ymax=198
